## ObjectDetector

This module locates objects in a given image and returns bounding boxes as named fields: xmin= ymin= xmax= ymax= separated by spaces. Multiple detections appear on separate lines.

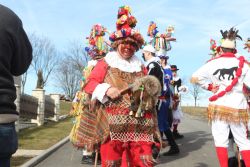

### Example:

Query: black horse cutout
xmin=213 ymin=66 xmax=238 ymax=80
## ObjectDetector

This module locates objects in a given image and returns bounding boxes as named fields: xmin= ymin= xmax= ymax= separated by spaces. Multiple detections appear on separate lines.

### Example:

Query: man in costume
xmin=191 ymin=27 xmax=250 ymax=167
xmin=209 ymin=39 xmax=246 ymax=167
xmin=142 ymin=44 xmax=164 ymax=88
xmin=142 ymin=45 xmax=180 ymax=156
xmin=158 ymin=54 xmax=173 ymax=135
xmin=84 ymin=6 xmax=161 ymax=166
xmin=69 ymin=24 xmax=108 ymax=165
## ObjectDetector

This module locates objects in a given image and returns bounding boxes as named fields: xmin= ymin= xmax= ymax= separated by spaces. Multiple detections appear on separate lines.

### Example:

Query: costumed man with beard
xmin=142 ymin=45 xmax=180 ymax=156
xmin=191 ymin=27 xmax=250 ymax=167
xmin=84 ymin=6 xmax=161 ymax=166
xmin=69 ymin=24 xmax=108 ymax=165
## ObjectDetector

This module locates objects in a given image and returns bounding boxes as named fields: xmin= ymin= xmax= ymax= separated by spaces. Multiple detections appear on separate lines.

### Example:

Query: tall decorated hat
xmin=85 ymin=24 xmax=109 ymax=59
xmin=109 ymin=5 xmax=144 ymax=51
xmin=220 ymin=27 xmax=242 ymax=49
xmin=147 ymin=21 xmax=176 ymax=56
xmin=209 ymin=39 xmax=221 ymax=58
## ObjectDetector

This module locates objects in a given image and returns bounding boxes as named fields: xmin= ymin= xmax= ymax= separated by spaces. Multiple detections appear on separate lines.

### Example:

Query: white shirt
xmin=192 ymin=55 xmax=250 ymax=109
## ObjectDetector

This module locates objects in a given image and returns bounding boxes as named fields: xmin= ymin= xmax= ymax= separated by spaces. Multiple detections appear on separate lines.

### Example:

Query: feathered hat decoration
xmin=147 ymin=21 xmax=159 ymax=38
xmin=85 ymin=24 xmax=109 ymax=59
xmin=109 ymin=5 xmax=138 ymax=42
xmin=109 ymin=5 xmax=144 ymax=51
xmin=147 ymin=22 xmax=176 ymax=53
xmin=220 ymin=27 xmax=242 ymax=49
xmin=209 ymin=39 xmax=220 ymax=57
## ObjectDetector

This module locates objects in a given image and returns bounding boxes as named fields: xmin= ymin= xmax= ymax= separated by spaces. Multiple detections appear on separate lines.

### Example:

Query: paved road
xmin=36 ymin=114 xmax=219 ymax=167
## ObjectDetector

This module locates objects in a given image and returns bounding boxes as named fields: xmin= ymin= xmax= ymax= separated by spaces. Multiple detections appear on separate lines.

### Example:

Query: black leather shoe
xmin=228 ymin=157 xmax=238 ymax=167
xmin=81 ymin=155 xmax=93 ymax=164
xmin=173 ymin=131 xmax=184 ymax=139
xmin=162 ymin=146 xmax=180 ymax=156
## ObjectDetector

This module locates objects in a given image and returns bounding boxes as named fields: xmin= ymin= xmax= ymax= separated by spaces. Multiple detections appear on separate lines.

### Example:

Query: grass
xmin=182 ymin=106 xmax=208 ymax=120
xmin=11 ymin=156 xmax=32 ymax=167
xmin=18 ymin=117 xmax=72 ymax=150
xmin=11 ymin=102 xmax=73 ymax=166
xmin=60 ymin=101 xmax=72 ymax=116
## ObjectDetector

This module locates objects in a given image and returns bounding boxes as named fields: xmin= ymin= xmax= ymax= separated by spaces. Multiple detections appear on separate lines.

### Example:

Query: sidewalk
xmin=34 ymin=114 xmax=219 ymax=167
xmin=13 ymin=150 xmax=44 ymax=157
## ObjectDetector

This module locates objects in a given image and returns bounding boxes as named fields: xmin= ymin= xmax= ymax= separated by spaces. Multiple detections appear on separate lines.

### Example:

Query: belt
xmin=158 ymin=96 xmax=169 ymax=100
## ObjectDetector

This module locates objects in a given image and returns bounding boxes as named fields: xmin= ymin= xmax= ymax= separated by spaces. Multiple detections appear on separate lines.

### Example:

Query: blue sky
xmin=1 ymin=0 xmax=250 ymax=106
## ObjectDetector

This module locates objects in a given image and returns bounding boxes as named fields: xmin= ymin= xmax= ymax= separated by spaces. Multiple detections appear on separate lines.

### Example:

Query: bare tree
xmin=56 ymin=58 xmax=80 ymax=100
xmin=65 ymin=41 xmax=89 ymax=72
xmin=29 ymin=33 xmax=58 ymax=89
xmin=55 ymin=41 xmax=89 ymax=99
xmin=189 ymin=83 xmax=204 ymax=107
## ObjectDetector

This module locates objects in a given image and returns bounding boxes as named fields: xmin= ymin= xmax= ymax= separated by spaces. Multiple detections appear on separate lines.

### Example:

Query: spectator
xmin=0 ymin=4 xmax=32 ymax=167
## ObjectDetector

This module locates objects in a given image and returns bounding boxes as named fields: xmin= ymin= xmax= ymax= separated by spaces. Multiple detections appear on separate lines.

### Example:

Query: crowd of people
xmin=69 ymin=6 xmax=250 ymax=167
xmin=1 ymin=3 xmax=250 ymax=167
xmin=70 ymin=5 xmax=187 ymax=167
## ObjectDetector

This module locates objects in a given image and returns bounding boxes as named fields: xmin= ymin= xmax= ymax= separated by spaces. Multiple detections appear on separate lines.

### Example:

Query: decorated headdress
xmin=243 ymin=38 xmax=250 ymax=52
xmin=209 ymin=39 xmax=221 ymax=58
xmin=220 ymin=27 xmax=242 ymax=49
xmin=147 ymin=21 xmax=159 ymax=38
xmin=85 ymin=24 xmax=109 ymax=59
xmin=109 ymin=5 xmax=144 ymax=51
xmin=147 ymin=22 xmax=176 ymax=56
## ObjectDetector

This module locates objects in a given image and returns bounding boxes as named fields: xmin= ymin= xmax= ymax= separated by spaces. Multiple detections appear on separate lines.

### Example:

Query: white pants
xmin=82 ymin=148 xmax=92 ymax=156
xmin=212 ymin=120 xmax=250 ymax=151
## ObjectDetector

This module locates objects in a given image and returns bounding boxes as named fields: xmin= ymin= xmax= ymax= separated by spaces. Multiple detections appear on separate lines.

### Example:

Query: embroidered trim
xmin=110 ymin=132 xmax=154 ymax=142
xmin=105 ymin=159 xmax=122 ymax=167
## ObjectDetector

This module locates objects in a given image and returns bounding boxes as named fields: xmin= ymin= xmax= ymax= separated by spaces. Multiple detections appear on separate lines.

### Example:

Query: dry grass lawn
xmin=182 ymin=106 xmax=208 ymax=120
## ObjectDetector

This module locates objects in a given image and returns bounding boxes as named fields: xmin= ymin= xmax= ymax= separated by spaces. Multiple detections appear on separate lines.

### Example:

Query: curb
xmin=20 ymin=136 xmax=69 ymax=167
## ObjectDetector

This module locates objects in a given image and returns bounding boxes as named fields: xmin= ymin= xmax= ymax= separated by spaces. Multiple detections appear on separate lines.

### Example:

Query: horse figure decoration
xmin=213 ymin=66 xmax=238 ymax=80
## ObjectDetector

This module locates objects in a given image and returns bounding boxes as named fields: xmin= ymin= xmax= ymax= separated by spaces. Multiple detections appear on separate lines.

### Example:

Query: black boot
xmin=173 ymin=130 xmax=184 ymax=139
xmin=228 ymin=157 xmax=238 ymax=167
xmin=81 ymin=155 xmax=93 ymax=164
xmin=162 ymin=129 xmax=180 ymax=156
xmin=152 ymin=144 xmax=160 ymax=159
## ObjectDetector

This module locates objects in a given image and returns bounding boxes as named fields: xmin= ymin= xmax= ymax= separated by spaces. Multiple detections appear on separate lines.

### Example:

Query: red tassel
xmin=208 ymin=84 xmax=213 ymax=91
xmin=209 ymin=95 xmax=218 ymax=101
xmin=231 ymin=78 xmax=238 ymax=86
xmin=225 ymin=85 xmax=233 ymax=92
xmin=236 ymin=68 xmax=242 ymax=77
xmin=218 ymin=91 xmax=226 ymax=97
